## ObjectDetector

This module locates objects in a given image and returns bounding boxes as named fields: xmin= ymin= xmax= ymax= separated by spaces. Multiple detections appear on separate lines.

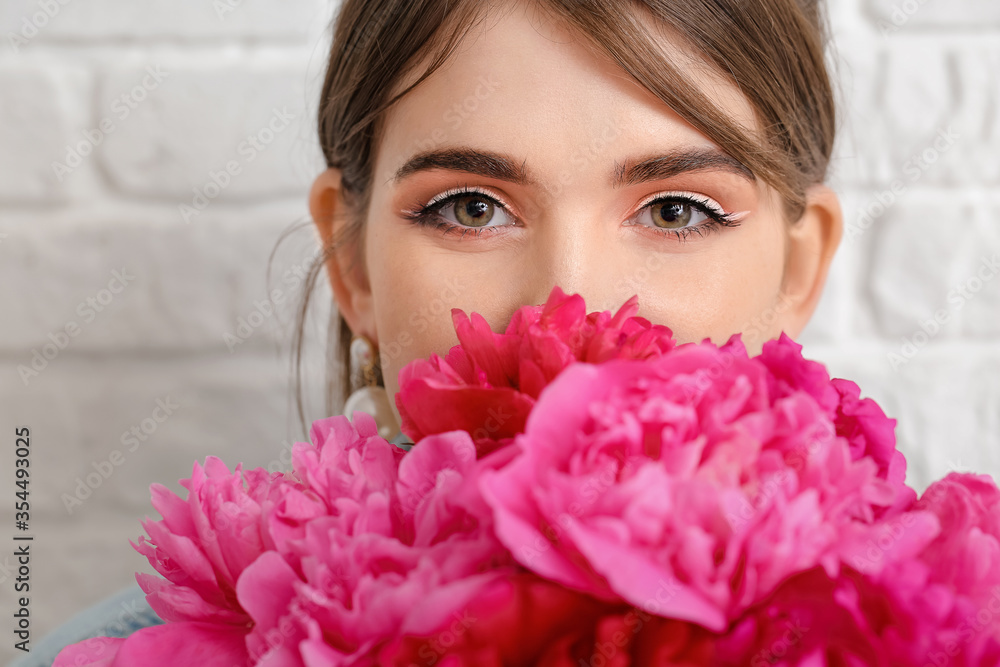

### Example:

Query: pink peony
xmin=235 ymin=412 xmax=520 ymax=666
xmin=376 ymin=573 xmax=614 ymax=666
xmin=131 ymin=457 xmax=285 ymax=626
xmin=54 ymin=456 xmax=289 ymax=666
xmin=54 ymin=288 xmax=1000 ymax=667
xmin=377 ymin=572 xmax=717 ymax=666
xmin=757 ymin=337 xmax=909 ymax=495
xmin=868 ymin=473 xmax=1000 ymax=665
xmin=699 ymin=474 xmax=1000 ymax=665
xmin=395 ymin=285 xmax=676 ymax=456
xmin=54 ymin=413 xmax=521 ymax=667
xmin=52 ymin=624 xmax=252 ymax=667
xmin=711 ymin=565 xmax=900 ymax=665
xmin=479 ymin=333 xmax=926 ymax=631
xmin=910 ymin=473 xmax=1000 ymax=595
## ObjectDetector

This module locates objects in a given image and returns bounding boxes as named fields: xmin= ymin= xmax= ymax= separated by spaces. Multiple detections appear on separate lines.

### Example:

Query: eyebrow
xmin=390 ymin=146 xmax=755 ymax=188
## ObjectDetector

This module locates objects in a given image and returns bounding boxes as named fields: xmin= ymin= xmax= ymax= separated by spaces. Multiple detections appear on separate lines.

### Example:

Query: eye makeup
xmin=400 ymin=184 xmax=749 ymax=242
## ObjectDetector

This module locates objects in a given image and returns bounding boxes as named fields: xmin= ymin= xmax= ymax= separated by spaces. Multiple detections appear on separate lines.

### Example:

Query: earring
xmin=342 ymin=333 xmax=401 ymax=442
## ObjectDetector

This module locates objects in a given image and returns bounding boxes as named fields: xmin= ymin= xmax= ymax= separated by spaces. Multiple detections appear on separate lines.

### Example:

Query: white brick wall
xmin=0 ymin=0 xmax=998 ymax=663
xmin=0 ymin=2 xmax=335 ymax=662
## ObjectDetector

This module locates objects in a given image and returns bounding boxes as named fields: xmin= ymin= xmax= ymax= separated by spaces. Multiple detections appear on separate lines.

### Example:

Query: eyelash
xmin=400 ymin=185 xmax=743 ymax=242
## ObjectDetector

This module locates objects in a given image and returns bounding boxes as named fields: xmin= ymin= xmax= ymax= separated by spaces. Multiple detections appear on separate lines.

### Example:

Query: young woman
xmin=302 ymin=0 xmax=842 ymax=442
xmin=27 ymin=0 xmax=842 ymax=663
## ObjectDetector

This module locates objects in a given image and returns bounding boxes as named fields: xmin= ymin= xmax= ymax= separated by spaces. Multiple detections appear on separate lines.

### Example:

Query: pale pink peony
xmin=395 ymin=285 xmax=676 ymax=456
xmin=479 ymin=333 xmax=926 ymax=631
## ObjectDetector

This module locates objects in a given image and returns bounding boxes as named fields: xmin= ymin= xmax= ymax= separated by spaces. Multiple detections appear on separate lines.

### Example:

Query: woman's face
xmin=314 ymin=1 xmax=841 ymax=425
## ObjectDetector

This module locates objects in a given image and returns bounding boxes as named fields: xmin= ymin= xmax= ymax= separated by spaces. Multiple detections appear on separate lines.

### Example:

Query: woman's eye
xmin=438 ymin=193 xmax=514 ymax=228
xmin=407 ymin=189 xmax=738 ymax=241
xmin=634 ymin=199 xmax=710 ymax=230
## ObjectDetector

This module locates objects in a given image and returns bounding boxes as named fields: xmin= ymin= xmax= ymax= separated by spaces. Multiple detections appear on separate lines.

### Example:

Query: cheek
xmin=630 ymin=257 xmax=783 ymax=347
xmin=623 ymin=229 xmax=787 ymax=348
xmin=366 ymin=243 xmax=475 ymax=394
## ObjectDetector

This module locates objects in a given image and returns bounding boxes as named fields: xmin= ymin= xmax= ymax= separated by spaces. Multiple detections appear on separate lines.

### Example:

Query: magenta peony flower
xmin=54 ymin=456 xmax=289 ymax=666
xmin=130 ymin=457 xmax=285 ymax=627
xmin=711 ymin=565 xmax=899 ymax=665
xmin=54 ymin=412 xmax=523 ymax=667
xmin=53 ymin=288 xmax=1000 ymax=667
xmin=479 ymin=333 xmax=922 ymax=631
xmin=235 ymin=412 xmax=520 ymax=666
xmin=52 ymin=624 xmax=253 ymax=667
xmin=757 ymin=337 xmax=909 ymax=495
xmin=869 ymin=473 xmax=1000 ymax=665
xmin=395 ymin=285 xmax=676 ymax=456
xmin=911 ymin=473 xmax=1000 ymax=594
xmin=376 ymin=572 xmax=717 ymax=666
xmin=673 ymin=474 xmax=1000 ymax=665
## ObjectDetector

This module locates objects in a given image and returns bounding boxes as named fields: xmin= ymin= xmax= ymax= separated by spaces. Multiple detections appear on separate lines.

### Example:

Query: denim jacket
xmin=13 ymin=431 xmax=415 ymax=667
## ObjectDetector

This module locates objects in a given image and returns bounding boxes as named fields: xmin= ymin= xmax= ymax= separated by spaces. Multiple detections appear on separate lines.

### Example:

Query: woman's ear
xmin=774 ymin=184 xmax=843 ymax=339
xmin=309 ymin=168 xmax=376 ymax=340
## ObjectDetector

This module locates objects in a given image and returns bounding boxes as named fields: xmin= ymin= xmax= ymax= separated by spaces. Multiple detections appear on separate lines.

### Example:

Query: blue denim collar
xmin=390 ymin=430 xmax=414 ymax=452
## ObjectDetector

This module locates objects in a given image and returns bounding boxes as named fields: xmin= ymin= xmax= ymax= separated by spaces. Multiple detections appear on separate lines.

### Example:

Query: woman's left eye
xmin=627 ymin=194 xmax=738 ymax=239
xmin=635 ymin=200 xmax=708 ymax=229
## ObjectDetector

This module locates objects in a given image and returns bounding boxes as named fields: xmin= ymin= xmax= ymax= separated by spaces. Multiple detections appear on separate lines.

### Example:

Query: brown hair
xmin=284 ymin=0 xmax=837 ymax=434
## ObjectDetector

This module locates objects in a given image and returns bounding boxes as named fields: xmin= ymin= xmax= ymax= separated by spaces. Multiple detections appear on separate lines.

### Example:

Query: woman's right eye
xmin=414 ymin=189 xmax=517 ymax=230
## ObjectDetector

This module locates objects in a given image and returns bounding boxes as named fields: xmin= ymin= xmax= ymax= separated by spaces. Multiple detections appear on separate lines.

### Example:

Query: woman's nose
xmin=517 ymin=211 xmax=633 ymax=314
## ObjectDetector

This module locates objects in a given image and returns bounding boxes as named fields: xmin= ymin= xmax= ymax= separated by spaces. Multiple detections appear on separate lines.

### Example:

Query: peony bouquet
xmin=55 ymin=287 xmax=1000 ymax=666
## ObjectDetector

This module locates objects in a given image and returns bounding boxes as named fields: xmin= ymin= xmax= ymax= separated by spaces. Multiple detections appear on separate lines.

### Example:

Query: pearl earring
xmin=342 ymin=333 xmax=401 ymax=442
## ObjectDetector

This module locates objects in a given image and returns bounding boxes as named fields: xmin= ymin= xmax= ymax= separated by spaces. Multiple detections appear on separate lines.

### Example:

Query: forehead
xmin=374 ymin=0 xmax=759 ymax=188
